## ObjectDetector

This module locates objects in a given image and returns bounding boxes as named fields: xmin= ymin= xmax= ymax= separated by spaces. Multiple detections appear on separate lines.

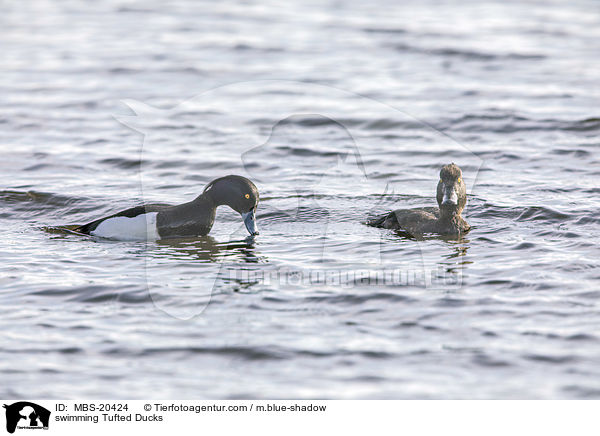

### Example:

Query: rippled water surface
xmin=1 ymin=0 xmax=599 ymax=399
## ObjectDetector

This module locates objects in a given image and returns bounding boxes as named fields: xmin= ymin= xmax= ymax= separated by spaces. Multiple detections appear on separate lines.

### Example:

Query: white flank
xmin=90 ymin=212 xmax=160 ymax=241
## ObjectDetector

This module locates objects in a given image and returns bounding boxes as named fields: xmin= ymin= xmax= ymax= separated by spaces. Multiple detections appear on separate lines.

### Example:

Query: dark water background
xmin=1 ymin=0 xmax=599 ymax=398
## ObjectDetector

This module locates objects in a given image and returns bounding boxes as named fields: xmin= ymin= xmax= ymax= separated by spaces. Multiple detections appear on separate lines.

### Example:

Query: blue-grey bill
xmin=442 ymin=189 xmax=458 ymax=205
xmin=242 ymin=210 xmax=259 ymax=235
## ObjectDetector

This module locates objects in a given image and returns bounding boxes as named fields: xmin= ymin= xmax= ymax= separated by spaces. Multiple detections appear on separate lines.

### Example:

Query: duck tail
xmin=366 ymin=213 xmax=388 ymax=227
xmin=61 ymin=224 xmax=88 ymax=235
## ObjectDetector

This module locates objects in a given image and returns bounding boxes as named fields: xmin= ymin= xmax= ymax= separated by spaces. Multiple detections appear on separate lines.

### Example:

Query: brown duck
xmin=368 ymin=163 xmax=470 ymax=236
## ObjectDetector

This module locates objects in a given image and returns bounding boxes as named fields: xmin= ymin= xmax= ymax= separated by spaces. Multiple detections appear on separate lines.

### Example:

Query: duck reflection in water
xmin=150 ymin=235 xmax=262 ymax=263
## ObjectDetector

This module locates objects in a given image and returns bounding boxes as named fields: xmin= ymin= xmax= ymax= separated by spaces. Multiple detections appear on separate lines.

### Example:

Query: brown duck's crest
xmin=440 ymin=163 xmax=462 ymax=180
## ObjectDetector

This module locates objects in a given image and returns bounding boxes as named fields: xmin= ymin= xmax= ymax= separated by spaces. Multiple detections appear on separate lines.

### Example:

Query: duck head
xmin=203 ymin=175 xmax=260 ymax=235
xmin=436 ymin=163 xmax=467 ymax=219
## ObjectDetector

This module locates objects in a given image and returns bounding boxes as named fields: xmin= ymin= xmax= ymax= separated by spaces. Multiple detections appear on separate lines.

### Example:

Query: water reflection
xmin=436 ymin=238 xmax=473 ymax=283
xmin=382 ymin=231 xmax=473 ymax=288
xmin=41 ymin=225 xmax=262 ymax=263
xmin=443 ymin=239 xmax=471 ymax=259
xmin=150 ymin=235 xmax=263 ymax=264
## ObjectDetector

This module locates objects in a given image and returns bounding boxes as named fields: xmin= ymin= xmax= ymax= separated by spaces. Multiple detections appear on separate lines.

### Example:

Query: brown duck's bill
xmin=441 ymin=187 xmax=458 ymax=206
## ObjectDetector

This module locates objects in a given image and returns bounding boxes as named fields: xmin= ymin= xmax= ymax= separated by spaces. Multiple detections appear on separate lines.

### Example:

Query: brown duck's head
xmin=436 ymin=163 xmax=467 ymax=218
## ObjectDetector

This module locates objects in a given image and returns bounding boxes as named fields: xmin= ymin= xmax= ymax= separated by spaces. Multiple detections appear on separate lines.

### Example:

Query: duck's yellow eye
xmin=457 ymin=177 xmax=462 ymax=183
xmin=245 ymin=194 xmax=250 ymax=199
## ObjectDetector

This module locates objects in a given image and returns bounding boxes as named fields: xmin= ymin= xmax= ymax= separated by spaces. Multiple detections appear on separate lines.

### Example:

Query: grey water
xmin=1 ymin=0 xmax=599 ymax=399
